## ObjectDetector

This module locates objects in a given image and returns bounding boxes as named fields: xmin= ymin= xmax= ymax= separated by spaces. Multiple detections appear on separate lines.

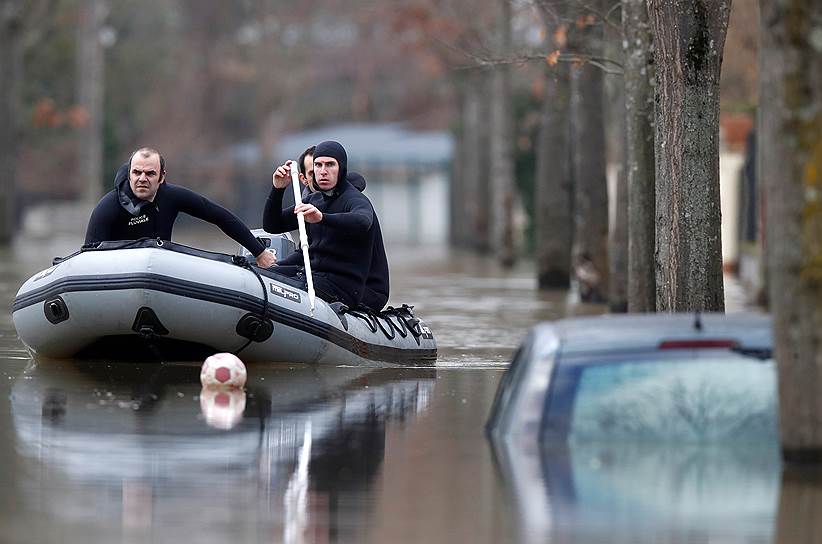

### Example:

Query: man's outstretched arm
xmin=173 ymin=186 xmax=273 ymax=266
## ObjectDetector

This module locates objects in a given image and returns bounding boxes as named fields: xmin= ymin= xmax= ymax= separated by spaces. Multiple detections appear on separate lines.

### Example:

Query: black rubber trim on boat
xmin=14 ymin=273 xmax=436 ymax=364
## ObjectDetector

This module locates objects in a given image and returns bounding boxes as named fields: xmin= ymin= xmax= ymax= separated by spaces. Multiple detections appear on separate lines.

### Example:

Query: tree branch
xmin=572 ymin=0 xmax=622 ymax=31
xmin=455 ymin=51 xmax=624 ymax=74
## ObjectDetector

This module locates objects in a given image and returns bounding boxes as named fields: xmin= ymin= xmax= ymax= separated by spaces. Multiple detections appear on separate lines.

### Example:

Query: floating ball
xmin=200 ymin=352 xmax=247 ymax=388
xmin=199 ymin=387 xmax=246 ymax=430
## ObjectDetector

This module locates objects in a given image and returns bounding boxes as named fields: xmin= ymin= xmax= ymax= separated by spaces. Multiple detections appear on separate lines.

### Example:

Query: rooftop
xmin=275 ymin=123 xmax=454 ymax=166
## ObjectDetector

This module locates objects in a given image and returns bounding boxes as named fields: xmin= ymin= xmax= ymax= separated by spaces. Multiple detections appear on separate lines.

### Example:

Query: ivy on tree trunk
xmin=761 ymin=0 xmax=822 ymax=461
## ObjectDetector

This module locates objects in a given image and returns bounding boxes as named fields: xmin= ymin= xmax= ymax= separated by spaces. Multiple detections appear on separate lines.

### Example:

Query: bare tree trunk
xmin=777 ymin=468 xmax=822 ymax=539
xmin=609 ymin=167 xmax=629 ymax=312
xmin=489 ymin=0 xmax=516 ymax=266
xmin=571 ymin=6 xmax=609 ymax=303
xmin=76 ymin=0 xmax=107 ymax=206
xmin=462 ymin=69 xmax=493 ymax=253
xmin=649 ymin=0 xmax=730 ymax=312
xmin=535 ymin=61 xmax=573 ymax=289
xmin=607 ymin=3 xmax=628 ymax=313
xmin=449 ymin=77 xmax=468 ymax=248
xmin=761 ymin=0 xmax=822 ymax=460
xmin=0 ymin=0 xmax=23 ymax=244
xmin=450 ymin=84 xmax=468 ymax=247
xmin=624 ymin=0 xmax=656 ymax=312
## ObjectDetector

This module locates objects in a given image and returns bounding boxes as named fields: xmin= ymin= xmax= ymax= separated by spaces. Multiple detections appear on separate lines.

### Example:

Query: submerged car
xmin=487 ymin=312 xmax=777 ymax=444
xmin=486 ymin=313 xmax=780 ymax=542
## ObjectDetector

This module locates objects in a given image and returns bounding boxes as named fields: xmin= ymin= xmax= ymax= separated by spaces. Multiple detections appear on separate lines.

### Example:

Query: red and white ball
xmin=200 ymin=352 xmax=247 ymax=388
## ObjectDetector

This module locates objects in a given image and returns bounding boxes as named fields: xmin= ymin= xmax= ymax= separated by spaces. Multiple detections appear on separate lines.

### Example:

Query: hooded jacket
xmin=263 ymin=168 xmax=381 ymax=308
xmin=286 ymin=171 xmax=389 ymax=311
xmin=84 ymin=162 xmax=265 ymax=256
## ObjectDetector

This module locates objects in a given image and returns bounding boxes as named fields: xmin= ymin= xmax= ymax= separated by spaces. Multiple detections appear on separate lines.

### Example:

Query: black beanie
xmin=313 ymin=140 xmax=348 ymax=186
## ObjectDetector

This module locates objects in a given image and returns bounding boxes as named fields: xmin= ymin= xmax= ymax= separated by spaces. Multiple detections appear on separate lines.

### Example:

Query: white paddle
xmin=290 ymin=161 xmax=316 ymax=315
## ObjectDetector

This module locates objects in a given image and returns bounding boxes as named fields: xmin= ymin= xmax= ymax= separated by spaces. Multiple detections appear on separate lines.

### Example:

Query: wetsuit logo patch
xmin=128 ymin=214 xmax=149 ymax=226
xmin=270 ymin=283 xmax=301 ymax=303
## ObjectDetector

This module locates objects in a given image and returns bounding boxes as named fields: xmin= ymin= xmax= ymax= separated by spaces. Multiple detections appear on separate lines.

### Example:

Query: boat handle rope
xmin=232 ymin=256 xmax=270 ymax=356
xmin=384 ymin=305 xmax=422 ymax=338
xmin=375 ymin=314 xmax=396 ymax=340
xmin=347 ymin=309 xmax=379 ymax=333
xmin=382 ymin=311 xmax=409 ymax=338
xmin=58 ymin=237 xmax=159 ymax=265
xmin=344 ymin=307 xmax=405 ymax=341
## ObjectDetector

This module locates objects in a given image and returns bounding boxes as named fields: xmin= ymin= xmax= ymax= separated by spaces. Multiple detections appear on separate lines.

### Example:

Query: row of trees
xmin=429 ymin=0 xmax=732 ymax=312
xmin=401 ymin=0 xmax=822 ymax=456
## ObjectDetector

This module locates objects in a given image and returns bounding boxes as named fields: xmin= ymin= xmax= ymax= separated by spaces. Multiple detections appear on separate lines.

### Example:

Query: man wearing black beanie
xmin=282 ymin=169 xmax=389 ymax=312
xmin=264 ymin=141 xmax=389 ymax=310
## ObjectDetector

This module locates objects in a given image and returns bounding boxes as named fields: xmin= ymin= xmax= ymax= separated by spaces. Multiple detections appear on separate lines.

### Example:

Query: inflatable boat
xmin=12 ymin=238 xmax=437 ymax=365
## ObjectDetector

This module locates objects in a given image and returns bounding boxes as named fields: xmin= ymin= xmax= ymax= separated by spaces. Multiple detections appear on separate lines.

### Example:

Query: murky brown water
xmin=0 ymin=230 xmax=800 ymax=543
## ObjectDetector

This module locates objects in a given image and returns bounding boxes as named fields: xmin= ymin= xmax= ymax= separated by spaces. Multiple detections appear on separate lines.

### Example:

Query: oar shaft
xmin=289 ymin=162 xmax=316 ymax=313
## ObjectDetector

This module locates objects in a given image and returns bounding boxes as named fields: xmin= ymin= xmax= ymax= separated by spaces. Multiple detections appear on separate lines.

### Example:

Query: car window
xmin=542 ymin=352 xmax=778 ymax=445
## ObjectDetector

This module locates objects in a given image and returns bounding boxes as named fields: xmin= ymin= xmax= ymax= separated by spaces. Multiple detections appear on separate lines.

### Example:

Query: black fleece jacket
xmin=85 ymin=163 xmax=265 ymax=256
xmin=286 ymin=173 xmax=389 ymax=310
xmin=263 ymin=176 xmax=381 ymax=307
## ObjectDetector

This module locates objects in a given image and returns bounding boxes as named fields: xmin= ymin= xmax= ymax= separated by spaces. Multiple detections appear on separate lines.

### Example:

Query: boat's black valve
xmin=236 ymin=313 xmax=274 ymax=342
xmin=44 ymin=297 xmax=70 ymax=324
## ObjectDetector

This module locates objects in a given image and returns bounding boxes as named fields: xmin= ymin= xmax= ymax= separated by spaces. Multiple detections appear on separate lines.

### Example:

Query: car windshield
xmin=542 ymin=350 xmax=778 ymax=445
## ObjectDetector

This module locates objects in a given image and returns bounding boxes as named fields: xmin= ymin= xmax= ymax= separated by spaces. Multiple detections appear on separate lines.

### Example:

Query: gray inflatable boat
xmin=12 ymin=238 xmax=437 ymax=365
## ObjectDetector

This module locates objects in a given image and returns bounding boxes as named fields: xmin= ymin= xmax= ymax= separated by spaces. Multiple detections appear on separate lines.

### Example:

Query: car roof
xmin=533 ymin=312 xmax=773 ymax=358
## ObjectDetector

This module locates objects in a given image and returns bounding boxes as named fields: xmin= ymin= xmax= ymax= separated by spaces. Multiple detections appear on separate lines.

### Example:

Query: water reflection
xmin=492 ymin=437 xmax=781 ymax=543
xmin=11 ymin=360 xmax=435 ymax=542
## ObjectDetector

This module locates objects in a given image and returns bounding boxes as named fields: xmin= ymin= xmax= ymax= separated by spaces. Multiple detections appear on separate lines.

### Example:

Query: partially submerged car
xmin=486 ymin=313 xmax=780 ymax=542
xmin=487 ymin=312 xmax=777 ymax=444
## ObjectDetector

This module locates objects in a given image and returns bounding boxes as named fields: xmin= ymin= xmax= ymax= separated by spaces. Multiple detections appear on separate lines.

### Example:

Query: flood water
xmin=0 ymin=230 xmax=811 ymax=543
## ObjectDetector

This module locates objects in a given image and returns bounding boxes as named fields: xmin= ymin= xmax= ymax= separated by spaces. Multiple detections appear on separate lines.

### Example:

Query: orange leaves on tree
xmin=553 ymin=25 xmax=567 ymax=48
xmin=66 ymin=106 xmax=90 ymax=128
xmin=545 ymin=50 xmax=561 ymax=66
xmin=576 ymin=14 xmax=596 ymax=30
xmin=391 ymin=5 xmax=432 ymax=33
xmin=537 ymin=24 xmax=547 ymax=42
xmin=32 ymin=99 xmax=91 ymax=129
xmin=32 ymin=99 xmax=62 ymax=128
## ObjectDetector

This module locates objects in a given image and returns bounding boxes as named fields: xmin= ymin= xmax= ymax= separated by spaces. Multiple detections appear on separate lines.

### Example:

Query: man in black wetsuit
xmin=280 ymin=167 xmax=390 ymax=312
xmin=85 ymin=147 xmax=276 ymax=268
xmin=264 ymin=140 xmax=389 ymax=310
